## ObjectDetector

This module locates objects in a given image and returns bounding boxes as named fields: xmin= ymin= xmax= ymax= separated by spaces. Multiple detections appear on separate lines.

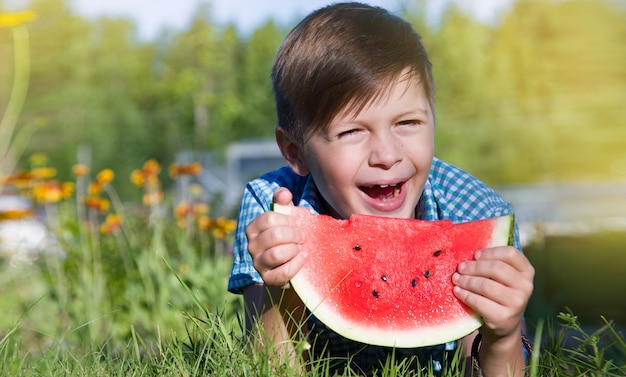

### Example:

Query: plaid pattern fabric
xmin=227 ymin=157 xmax=521 ymax=375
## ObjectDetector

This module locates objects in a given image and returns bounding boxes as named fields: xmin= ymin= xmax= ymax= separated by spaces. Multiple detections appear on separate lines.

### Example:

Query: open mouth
xmin=359 ymin=183 xmax=403 ymax=202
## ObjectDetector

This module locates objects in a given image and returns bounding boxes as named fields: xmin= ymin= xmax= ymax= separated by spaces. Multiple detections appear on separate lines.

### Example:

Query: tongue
xmin=361 ymin=186 xmax=396 ymax=200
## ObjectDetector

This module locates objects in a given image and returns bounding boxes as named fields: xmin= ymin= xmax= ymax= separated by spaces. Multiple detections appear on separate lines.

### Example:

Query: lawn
xmin=0 ymin=161 xmax=625 ymax=376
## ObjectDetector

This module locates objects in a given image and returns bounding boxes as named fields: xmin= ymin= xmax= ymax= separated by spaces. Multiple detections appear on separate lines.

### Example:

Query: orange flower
xmin=215 ymin=217 xmax=237 ymax=234
xmin=199 ymin=216 xmax=236 ymax=239
xmin=131 ymin=159 xmax=161 ymax=187
xmin=169 ymin=162 xmax=202 ymax=178
xmin=88 ymin=182 xmax=102 ymax=195
xmin=100 ymin=213 xmax=123 ymax=234
xmin=142 ymin=190 xmax=163 ymax=205
xmin=72 ymin=164 xmax=89 ymax=177
xmin=173 ymin=201 xmax=209 ymax=227
xmin=0 ymin=208 xmax=34 ymax=221
xmin=173 ymin=202 xmax=192 ymax=219
xmin=32 ymin=180 xmax=74 ymax=204
xmin=88 ymin=168 xmax=115 ymax=195
xmin=142 ymin=159 xmax=161 ymax=176
xmin=3 ymin=171 xmax=33 ymax=188
xmin=84 ymin=196 xmax=110 ymax=212
xmin=198 ymin=216 xmax=213 ymax=230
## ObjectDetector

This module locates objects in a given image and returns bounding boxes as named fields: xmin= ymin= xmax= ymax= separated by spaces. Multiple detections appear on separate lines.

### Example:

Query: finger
xmin=475 ymin=246 xmax=535 ymax=276
xmin=453 ymin=283 xmax=506 ymax=315
xmin=454 ymin=285 xmax=522 ymax=338
xmin=246 ymin=211 xmax=298 ymax=241
xmin=248 ymin=220 xmax=302 ymax=261
xmin=273 ymin=187 xmax=294 ymax=206
xmin=254 ymin=236 xmax=303 ymax=271
xmin=458 ymin=259 xmax=534 ymax=304
xmin=259 ymin=246 xmax=309 ymax=287
xmin=458 ymin=258 xmax=522 ymax=288
xmin=453 ymin=272 xmax=523 ymax=308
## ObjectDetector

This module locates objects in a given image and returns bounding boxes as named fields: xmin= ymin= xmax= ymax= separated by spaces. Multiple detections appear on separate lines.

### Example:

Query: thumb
xmin=273 ymin=187 xmax=294 ymax=206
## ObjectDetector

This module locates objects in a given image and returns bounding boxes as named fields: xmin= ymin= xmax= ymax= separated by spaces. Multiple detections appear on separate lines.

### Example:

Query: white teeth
xmin=365 ymin=183 xmax=398 ymax=188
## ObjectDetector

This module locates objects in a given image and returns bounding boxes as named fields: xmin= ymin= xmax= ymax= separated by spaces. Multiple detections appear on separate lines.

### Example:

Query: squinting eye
xmin=338 ymin=129 xmax=359 ymax=138
xmin=398 ymin=119 xmax=422 ymax=126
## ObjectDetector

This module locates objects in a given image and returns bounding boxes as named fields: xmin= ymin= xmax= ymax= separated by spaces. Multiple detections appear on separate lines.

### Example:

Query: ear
xmin=275 ymin=127 xmax=310 ymax=176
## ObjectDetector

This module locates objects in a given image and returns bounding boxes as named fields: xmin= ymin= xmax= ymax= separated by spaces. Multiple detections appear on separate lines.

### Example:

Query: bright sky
xmin=4 ymin=0 xmax=514 ymax=40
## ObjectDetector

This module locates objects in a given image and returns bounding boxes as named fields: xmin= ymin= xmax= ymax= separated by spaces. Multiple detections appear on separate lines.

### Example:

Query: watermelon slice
xmin=273 ymin=204 xmax=514 ymax=348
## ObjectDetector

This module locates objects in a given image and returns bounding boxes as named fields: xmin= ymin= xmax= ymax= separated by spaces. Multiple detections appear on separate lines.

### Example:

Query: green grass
xmin=1 ymin=201 xmax=625 ymax=375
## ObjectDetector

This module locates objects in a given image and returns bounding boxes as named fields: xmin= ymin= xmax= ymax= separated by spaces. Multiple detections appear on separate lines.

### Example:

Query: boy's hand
xmin=452 ymin=246 xmax=534 ymax=341
xmin=246 ymin=188 xmax=306 ymax=287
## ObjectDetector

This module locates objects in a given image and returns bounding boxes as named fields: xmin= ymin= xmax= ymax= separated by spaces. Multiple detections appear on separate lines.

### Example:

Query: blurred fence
xmin=499 ymin=181 xmax=626 ymax=246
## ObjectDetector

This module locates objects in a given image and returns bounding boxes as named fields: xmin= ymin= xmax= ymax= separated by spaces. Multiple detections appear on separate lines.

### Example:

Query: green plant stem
xmin=0 ymin=24 xmax=30 ymax=177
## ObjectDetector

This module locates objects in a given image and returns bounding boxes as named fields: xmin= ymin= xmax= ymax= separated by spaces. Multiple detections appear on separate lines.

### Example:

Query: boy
xmin=228 ymin=3 xmax=534 ymax=376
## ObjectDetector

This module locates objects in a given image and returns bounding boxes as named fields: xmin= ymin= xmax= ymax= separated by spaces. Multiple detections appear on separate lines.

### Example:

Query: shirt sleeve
xmin=227 ymin=181 xmax=271 ymax=294
xmin=427 ymin=158 xmax=524 ymax=251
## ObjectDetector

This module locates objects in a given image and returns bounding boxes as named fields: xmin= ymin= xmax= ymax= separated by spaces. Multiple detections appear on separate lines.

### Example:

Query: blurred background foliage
xmin=1 ymin=0 xmax=625 ymax=198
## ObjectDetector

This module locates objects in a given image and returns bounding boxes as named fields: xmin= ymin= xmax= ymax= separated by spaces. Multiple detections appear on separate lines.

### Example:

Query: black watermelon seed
xmin=381 ymin=275 xmax=388 ymax=282
xmin=353 ymin=245 xmax=361 ymax=251
xmin=411 ymin=279 xmax=417 ymax=287
xmin=372 ymin=290 xmax=379 ymax=298
xmin=433 ymin=250 xmax=442 ymax=257
xmin=424 ymin=270 xmax=431 ymax=279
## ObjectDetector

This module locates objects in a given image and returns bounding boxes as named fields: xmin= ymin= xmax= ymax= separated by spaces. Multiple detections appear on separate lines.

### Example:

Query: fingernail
xmin=474 ymin=250 xmax=482 ymax=259
xmin=452 ymin=272 xmax=460 ymax=282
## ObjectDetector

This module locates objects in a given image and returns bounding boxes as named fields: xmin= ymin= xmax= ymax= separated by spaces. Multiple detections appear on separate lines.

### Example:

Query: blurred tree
xmin=2 ymin=0 xmax=624 ymax=196
xmin=231 ymin=20 xmax=283 ymax=141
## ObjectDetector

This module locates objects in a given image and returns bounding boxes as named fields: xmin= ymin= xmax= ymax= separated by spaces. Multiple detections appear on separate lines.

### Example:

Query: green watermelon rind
xmin=273 ymin=203 xmax=514 ymax=348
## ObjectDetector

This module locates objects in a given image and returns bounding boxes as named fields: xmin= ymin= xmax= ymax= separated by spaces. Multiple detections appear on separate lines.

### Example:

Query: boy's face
xmin=300 ymin=72 xmax=434 ymax=219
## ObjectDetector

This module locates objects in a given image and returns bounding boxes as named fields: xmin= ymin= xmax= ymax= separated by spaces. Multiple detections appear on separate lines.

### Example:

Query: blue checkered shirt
xmin=228 ymin=157 xmax=521 ymax=375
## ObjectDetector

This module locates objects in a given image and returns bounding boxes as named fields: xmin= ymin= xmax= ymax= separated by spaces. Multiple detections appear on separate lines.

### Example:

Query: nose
xmin=368 ymin=131 xmax=403 ymax=169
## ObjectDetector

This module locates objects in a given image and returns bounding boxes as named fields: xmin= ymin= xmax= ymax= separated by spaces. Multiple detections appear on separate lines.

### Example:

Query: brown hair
xmin=272 ymin=2 xmax=434 ymax=144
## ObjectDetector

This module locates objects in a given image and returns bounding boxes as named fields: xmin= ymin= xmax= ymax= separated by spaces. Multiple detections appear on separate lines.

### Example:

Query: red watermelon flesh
xmin=273 ymin=204 xmax=514 ymax=348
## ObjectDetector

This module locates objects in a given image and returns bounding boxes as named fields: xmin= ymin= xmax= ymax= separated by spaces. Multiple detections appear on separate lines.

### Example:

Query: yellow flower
xmin=96 ymin=168 xmax=114 ymax=185
xmin=32 ymin=180 xmax=74 ymax=204
xmin=30 ymin=167 xmax=57 ymax=180
xmin=29 ymin=153 xmax=48 ymax=166
xmin=215 ymin=216 xmax=236 ymax=234
xmin=87 ymin=168 xmax=115 ymax=194
xmin=130 ymin=169 xmax=145 ymax=186
xmin=0 ymin=11 xmax=37 ymax=27
xmin=199 ymin=216 xmax=236 ymax=239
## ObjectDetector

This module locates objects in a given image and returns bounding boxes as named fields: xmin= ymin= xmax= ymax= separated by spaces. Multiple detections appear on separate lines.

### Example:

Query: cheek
xmin=407 ymin=139 xmax=434 ymax=165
